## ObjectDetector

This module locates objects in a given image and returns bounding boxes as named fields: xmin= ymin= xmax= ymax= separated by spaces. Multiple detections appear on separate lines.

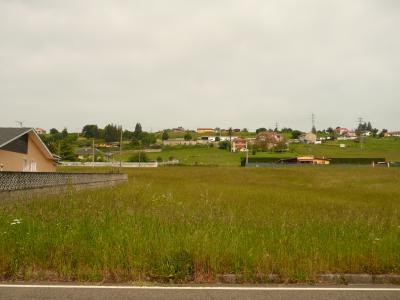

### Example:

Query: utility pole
xmin=245 ymin=141 xmax=249 ymax=166
xmin=358 ymin=117 xmax=364 ymax=151
xmin=119 ymin=126 xmax=123 ymax=169
xmin=228 ymin=127 xmax=233 ymax=152
xmin=92 ymin=139 xmax=95 ymax=167
xmin=16 ymin=121 xmax=23 ymax=127
xmin=274 ymin=122 xmax=279 ymax=132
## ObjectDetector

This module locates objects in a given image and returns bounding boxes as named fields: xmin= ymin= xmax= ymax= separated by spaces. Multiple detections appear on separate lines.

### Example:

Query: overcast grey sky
xmin=0 ymin=0 xmax=399 ymax=132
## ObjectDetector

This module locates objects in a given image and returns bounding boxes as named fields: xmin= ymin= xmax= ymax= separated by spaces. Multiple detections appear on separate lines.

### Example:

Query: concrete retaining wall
xmin=0 ymin=172 xmax=128 ymax=199
xmin=60 ymin=160 xmax=180 ymax=168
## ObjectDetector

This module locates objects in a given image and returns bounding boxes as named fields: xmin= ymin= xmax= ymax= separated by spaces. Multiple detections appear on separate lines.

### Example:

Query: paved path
xmin=1 ymin=284 xmax=400 ymax=300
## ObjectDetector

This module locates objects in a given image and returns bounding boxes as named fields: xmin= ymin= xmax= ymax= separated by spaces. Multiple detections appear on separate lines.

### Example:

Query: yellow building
xmin=197 ymin=128 xmax=215 ymax=134
xmin=297 ymin=156 xmax=330 ymax=165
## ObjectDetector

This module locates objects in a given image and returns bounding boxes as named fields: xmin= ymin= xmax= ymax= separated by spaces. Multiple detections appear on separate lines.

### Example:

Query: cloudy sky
xmin=0 ymin=0 xmax=399 ymax=132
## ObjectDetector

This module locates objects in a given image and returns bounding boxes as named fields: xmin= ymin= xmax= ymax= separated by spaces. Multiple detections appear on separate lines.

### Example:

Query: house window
xmin=23 ymin=159 xmax=29 ymax=171
xmin=30 ymin=162 xmax=37 ymax=172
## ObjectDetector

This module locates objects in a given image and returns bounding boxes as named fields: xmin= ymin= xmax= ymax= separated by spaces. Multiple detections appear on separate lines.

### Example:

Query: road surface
xmin=1 ymin=284 xmax=400 ymax=300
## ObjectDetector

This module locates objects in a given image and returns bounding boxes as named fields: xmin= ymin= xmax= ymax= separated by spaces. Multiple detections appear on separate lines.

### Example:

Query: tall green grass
xmin=1 ymin=167 xmax=400 ymax=282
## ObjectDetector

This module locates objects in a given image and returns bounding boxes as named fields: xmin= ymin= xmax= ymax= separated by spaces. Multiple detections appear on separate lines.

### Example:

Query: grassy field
xmin=1 ymin=167 xmax=400 ymax=283
xmin=289 ymin=137 xmax=400 ymax=161
xmin=117 ymin=146 xmax=246 ymax=166
xmin=114 ymin=137 xmax=400 ymax=166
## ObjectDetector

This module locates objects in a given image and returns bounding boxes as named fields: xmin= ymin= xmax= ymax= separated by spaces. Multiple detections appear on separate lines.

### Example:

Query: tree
xmin=134 ymin=123 xmax=142 ymax=138
xmin=60 ymin=140 xmax=76 ymax=161
xmin=131 ymin=136 xmax=140 ymax=146
xmin=291 ymin=130 xmax=302 ymax=139
xmin=39 ymin=134 xmax=57 ymax=153
xmin=281 ymin=128 xmax=293 ymax=133
xmin=49 ymin=128 xmax=59 ymax=135
xmin=162 ymin=130 xmax=169 ymax=141
xmin=215 ymin=136 xmax=221 ymax=142
xmin=379 ymin=129 xmax=388 ymax=138
xmin=219 ymin=140 xmax=230 ymax=150
xmin=104 ymin=124 xmax=119 ymax=143
xmin=123 ymin=129 xmax=133 ymax=140
xmin=326 ymin=127 xmax=334 ymax=134
xmin=61 ymin=128 xmax=68 ymax=138
xmin=242 ymin=128 xmax=248 ymax=132
xmin=141 ymin=133 xmax=157 ymax=146
xmin=82 ymin=124 xmax=99 ymax=138
xmin=366 ymin=122 xmax=373 ymax=132
xmin=256 ymin=128 xmax=267 ymax=134
xmin=184 ymin=131 xmax=192 ymax=141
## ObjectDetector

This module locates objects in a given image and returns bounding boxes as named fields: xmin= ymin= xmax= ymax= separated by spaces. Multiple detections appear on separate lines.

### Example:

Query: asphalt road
xmin=1 ymin=284 xmax=400 ymax=300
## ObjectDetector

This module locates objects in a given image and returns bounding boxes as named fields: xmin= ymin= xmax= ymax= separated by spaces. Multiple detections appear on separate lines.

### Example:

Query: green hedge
xmin=241 ymin=157 xmax=386 ymax=166
xmin=241 ymin=157 xmax=285 ymax=166
xmin=330 ymin=158 xmax=385 ymax=164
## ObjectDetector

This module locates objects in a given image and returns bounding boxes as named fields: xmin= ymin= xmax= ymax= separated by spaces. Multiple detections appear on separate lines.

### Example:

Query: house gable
xmin=0 ymin=134 xmax=28 ymax=154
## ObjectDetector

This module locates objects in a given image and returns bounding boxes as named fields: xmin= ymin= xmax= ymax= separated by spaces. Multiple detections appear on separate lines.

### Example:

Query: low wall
xmin=0 ymin=172 xmax=128 ymax=197
xmin=60 ymin=160 xmax=180 ymax=168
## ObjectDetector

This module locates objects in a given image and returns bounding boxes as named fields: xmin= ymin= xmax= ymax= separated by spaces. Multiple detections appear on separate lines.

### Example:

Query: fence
xmin=60 ymin=160 xmax=180 ymax=168
xmin=0 ymin=171 xmax=128 ymax=192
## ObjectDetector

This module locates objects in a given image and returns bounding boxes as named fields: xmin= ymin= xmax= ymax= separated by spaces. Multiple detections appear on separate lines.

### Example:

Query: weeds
xmin=0 ymin=167 xmax=399 ymax=282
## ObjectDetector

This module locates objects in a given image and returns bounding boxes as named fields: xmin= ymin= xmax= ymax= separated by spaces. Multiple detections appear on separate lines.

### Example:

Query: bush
xmin=330 ymin=157 xmax=385 ymax=164
xmin=240 ymin=157 xmax=282 ymax=166
xmin=219 ymin=141 xmax=230 ymax=150
xmin=128 ymin=152 xmax=149 ymax=162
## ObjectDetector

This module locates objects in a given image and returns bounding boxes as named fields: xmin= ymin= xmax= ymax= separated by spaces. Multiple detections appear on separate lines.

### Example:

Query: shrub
xmin=330 ymin=158 xmax=385 ymax=164
xmin=128 ymin=152 xmax=149 ymax=162
xmin=219 ymin=141 xmax=230 ymax=150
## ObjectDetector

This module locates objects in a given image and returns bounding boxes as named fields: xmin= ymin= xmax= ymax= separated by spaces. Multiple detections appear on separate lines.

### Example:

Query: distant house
xmin=345 ymin=131 xmax=357 ymax=139
xmin=231 ymin=138 xmax=247 ymax=152
xmin=299 ymin=132 xmax=317 ymax=144
xmin=162 ymin=138 xmax=202 ymax=146
xmin=388 ymin=131 xmax=400 ymax=137
xmin=35 ymin=128 xmax=47 ymax=135
xmin=255 ymin=132 xmax=284 ymax=150
xmin=335 ymin=127 xmax=349 ymax=135
xmin=197 ymin=128 xmax=215 ymax=134
xmin=75 ymin=148 xmax=104 ymax=161
xmin=362 ymin=131 xmax=372 ymax=137
xmin=279 ymin=156 xmax=330 ymax=165
xmin=0 ymin=127 xmax=57 ymax=172
xmin=172 ymin=126 xmax=185 ymax=132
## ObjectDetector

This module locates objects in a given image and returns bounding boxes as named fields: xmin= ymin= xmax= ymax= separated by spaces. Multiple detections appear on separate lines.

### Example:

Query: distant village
xmin=1 ymin=121 xmax=399 ymax=172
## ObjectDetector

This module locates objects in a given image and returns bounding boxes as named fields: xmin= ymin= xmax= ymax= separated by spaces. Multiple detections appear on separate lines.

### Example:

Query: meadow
xmin=114 ymin=137 xmax=400 ymax=166
xmin=1 ymin=166 xmax=400 ymax=283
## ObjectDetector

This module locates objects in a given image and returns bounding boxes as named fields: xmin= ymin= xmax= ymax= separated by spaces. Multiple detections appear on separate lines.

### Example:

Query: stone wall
xmin=0 ymin=171 xmax=128 ymax=195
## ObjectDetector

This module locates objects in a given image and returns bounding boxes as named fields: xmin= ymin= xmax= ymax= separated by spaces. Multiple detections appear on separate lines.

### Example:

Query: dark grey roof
xmin=0 ymin=127 xmax=32 ymax=148
xmin=75 ymin=148 xmax=103 ymax=155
